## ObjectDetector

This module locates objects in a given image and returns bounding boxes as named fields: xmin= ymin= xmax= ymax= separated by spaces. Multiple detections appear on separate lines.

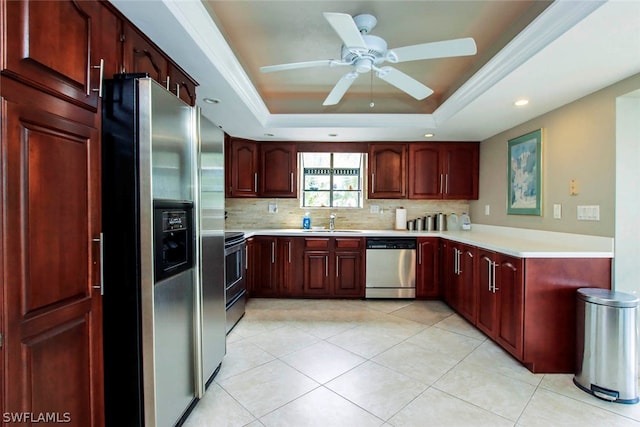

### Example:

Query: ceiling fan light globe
xmin=355 ymin=58 xmax=373 ymax=73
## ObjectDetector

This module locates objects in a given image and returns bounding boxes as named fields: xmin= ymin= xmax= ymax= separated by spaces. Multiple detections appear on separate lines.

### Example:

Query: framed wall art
xmin=507 ymin=128 xmax=542 ymax=215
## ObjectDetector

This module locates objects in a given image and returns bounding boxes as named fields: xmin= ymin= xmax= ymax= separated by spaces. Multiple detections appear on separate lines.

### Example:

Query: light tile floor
xmin=183 ymin=298 xmax=640 ymax=427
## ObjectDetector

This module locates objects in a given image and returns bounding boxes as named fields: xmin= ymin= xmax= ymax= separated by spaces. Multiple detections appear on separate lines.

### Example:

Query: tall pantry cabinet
xmin=0 ymin=1 xmax=197 ymax=425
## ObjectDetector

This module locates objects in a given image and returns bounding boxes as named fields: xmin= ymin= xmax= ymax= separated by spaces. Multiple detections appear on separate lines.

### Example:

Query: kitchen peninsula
xmin=239 ymin=225 xmax=613 ymax=374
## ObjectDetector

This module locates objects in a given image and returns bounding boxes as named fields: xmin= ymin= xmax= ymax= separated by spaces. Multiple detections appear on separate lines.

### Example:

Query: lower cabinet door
xmin=303 ymin=251 xmax=331 ymax=296
xmin=333 ymin=251 xmax=364 ymax=297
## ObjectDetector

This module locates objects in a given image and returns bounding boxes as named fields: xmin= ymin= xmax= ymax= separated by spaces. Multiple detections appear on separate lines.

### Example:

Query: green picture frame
xmin=507 ymin=129 xmax=542 ymax=215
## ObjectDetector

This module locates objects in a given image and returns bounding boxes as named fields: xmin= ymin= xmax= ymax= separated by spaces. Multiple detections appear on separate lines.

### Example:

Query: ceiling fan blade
xmin=323 ymin=12 xmax=366 ymax=49
xmin=391 ymin=37 xmax=477 ymax=63
xmin=376 ymin=67 xmax=434 ymax=100
xmin=260 ymin=60 xmax=339 ymax=73
xmin=323 ymin=72 xmax=359 ymax=106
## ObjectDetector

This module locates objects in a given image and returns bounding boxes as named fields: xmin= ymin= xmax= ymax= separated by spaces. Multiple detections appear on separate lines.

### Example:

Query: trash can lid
xmin=577 ymin=288 xmax=640 ymax=308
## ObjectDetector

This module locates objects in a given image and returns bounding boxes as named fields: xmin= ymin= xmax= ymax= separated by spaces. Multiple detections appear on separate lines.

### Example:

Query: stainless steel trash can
xmin=574 ymin=288 xmax=639 ymax=404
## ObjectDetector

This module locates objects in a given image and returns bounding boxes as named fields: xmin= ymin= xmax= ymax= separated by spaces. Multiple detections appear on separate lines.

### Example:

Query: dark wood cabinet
xmin=260 ymin=143 xmax=298 ymax=197
xmin=456 ymin=244 xmax=477 ymax=323
xmin=368 ymin=143 xmax=407 ymax=199
xmin=408 ymin=144 xmax=441 ymax=199
xmin=226 ymin=138 xmax=260 ymax=197
xmin=303 ymin=237 xmax=365 ymax=298
xmin=441 ymin=241 xmax=476 ymax=322
xmin=122 ymin=23 xmax=169 ymax=83
xmin=248 ymin=236 xmax=302 ymax=297
xmin=1 ymin=91 xmax=103 ymax=427
xmin=248 ymin=236 xmax=280 ymax=297
xmin=226 ymin=138 xmax=297 ymax=198
xmin=333 ymin=238 xmax=365 ymax=297
xmin=3 ymin=0 xmax=122 ymax=111
xmin=441 ymin=143 xmax=479 ymax=199
xmin=121 ymin=21 xmax=198 ymax=106
xmin=408 ymin=142 xmax=479 ymax=200
xmin=416 ymin=237 xmax=439 ymax=298
xmin=278 ymin=237 xmax=303 ymax=296
xmin=476 ymin=249 xmax=524 ymax=360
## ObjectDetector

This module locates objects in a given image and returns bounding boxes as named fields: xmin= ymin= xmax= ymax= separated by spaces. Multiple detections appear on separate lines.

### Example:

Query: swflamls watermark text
xmin=2 ymin=412 xmax=71 ymax=423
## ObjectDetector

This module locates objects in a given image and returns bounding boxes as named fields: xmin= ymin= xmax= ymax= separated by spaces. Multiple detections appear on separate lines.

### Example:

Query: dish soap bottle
xmin=448 ymin=212 xmax=459 ymax=231
xmin=461 ymin=212 xmax=471 ymax=230
xmin=302 ymin=212 xmax=311 ymax=230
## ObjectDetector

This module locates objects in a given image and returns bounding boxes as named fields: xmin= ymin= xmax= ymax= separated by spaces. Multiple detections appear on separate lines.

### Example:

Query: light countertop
xmin=228 ymin=224 xmax=613 ymax=259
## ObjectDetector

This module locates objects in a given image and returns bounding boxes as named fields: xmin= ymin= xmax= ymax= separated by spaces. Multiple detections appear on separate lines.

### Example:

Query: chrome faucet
xmin=329 ymin=213 xmax=337 ymax=231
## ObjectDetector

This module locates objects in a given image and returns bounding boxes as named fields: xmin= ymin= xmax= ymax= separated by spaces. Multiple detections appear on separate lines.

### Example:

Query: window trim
xmin=300 ymin=152 xmax=364 ymax=209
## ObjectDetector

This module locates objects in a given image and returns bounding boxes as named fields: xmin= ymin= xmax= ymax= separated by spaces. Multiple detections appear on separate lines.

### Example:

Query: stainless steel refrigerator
xmin=198 ymin=114 xmax=227 ymax=386
xmin=101 ymin=74 xmax=208 ymax=427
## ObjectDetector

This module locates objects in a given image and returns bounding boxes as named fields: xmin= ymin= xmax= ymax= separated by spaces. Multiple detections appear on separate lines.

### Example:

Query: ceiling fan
xmin=260 ymin=12 xmax=477 ymax=106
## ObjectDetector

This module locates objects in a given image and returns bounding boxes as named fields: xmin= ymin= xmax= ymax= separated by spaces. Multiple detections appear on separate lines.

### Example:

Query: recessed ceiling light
xmin=202 ymin=97 xmax=221 ymax=104
xmin=264 ymin=133 xmax=274 ymax=137
xmin=328 ymin=133 xmax=338 ymax=137
xmin=514 ymin=99 xmax=529 ymax=107
xmin=424 ymin=133 xmax=434 ymax=138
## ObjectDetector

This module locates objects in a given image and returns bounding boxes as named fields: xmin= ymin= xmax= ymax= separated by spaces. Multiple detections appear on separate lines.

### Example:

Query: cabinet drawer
xmin=304 ymin=238 xmax=330 ymax=249
xmin=335 ymin=238 xmax=362 ymax=249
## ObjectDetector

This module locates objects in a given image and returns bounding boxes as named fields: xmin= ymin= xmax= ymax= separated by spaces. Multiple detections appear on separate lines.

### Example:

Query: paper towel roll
xmin=395 ymin=208 xmax=407 ymax=230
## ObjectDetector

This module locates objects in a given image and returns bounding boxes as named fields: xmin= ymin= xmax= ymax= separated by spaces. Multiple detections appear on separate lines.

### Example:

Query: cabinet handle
xmin=254 ymin=173 xmax=258 ymax=192
xmin=90 ymin=59 xmax=105 ymax=97
xmin=457 ymin=250 xmax=462 ymax=275
xmin=492 ymin=262 xmax=499 ymax=292
xmin=290 ymin=172 xmax=294 ymax=192
xmin=165 ymin=75 xmax=171 ymax=91
xmin=440 ymin=174 xmax=444 ymax=194
xmin=445 ymin=174 xmax=450 ymax=194
xmin=271 ymin=241 xmax=275 ymax=264
xmin=418 ymin=244 xmax=422 ymax=265
xmin=288 ymin=243 xmax=292 ymax=264
xmin=245 ymin=245 xmax=249 ymax=270
xmin=336 ymin=256 xmax=339 ymax=277
xmin=92 ymin=233 xmax=104 ymax=295
xmin=371 ymin=173 xmax=375 ymax=193
xmin=175 ymin=83 xmax=181 ymax=99
xmin=325 ymin=256 xmax=329 ymax=277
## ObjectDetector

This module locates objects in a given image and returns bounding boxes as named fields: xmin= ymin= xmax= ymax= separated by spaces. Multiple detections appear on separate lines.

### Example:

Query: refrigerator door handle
xmin=92 ymin=233 xmax=104 ymax=295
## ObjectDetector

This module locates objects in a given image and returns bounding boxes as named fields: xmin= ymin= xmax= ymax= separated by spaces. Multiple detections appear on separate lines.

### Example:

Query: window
xmin=301 ymin=153 xmax=364 ymax=208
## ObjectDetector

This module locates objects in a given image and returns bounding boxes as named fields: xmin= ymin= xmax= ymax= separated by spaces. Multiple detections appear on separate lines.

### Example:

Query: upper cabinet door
xmin=260 ymin=143 xmax=298 ymax=198
xmin=3 ymin=0 xmax=121 ymax=111
xmin=441 ymin=143 xmax=479 ymax=200
xmin=226 ymin=138 xmax=259 ymax=197
xmin=368 ymin=144 xmax=407 ymax=199
xmin=167 ymin=63 xmax=197 ymax=106
xmin=122 ymin=23 xmax=169 ymax=84
xmin=408 ymin=143 xmax=441 ymax=199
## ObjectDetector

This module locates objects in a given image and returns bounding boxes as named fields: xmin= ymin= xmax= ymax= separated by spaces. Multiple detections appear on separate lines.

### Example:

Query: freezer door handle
xmin=92 ymin=233 xmax=104 ymax=295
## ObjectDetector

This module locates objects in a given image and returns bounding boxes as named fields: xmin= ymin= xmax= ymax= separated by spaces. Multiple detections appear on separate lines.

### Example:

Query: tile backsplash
xmin=223 ymin=198 xmax=470 ymax=230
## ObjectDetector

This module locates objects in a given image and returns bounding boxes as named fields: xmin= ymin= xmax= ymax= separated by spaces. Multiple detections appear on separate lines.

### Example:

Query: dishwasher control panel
xmin=366 ymin=237 xmax=417 ymax=250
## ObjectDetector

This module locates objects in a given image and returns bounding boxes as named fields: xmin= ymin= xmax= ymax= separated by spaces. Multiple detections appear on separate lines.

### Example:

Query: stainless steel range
xmin=224 ymin=231 xmax=246 ymax=333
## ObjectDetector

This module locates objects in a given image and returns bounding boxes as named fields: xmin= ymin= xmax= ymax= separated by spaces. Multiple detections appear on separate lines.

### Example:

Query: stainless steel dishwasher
xmin=365 ymin=237 xmax=417 ymax=298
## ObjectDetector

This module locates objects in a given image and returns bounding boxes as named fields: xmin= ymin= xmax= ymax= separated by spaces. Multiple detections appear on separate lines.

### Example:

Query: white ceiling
xmin=110 ymin=0 xmax=640 ymax=142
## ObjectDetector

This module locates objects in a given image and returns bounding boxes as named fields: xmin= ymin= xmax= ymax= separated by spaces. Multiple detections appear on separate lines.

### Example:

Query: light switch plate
xmin=553 ymin=204 xmax=562 ymax=219
xmin=484 ymin=205 xmax=490 ymax=216
xmin=370 ymin=205 xmax=380 ymax=214
xmin=577 ymin=205 xmax=600 ymax=221
xmin=268 ymin=203 xmax=278 ymax=213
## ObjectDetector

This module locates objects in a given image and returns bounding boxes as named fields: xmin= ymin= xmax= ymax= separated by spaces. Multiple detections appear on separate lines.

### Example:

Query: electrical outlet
xmin=268 ymin=203 xmax=278 ymax=213
xmin=484 ymin=205 xmax=490 ymax=216
xmin=577 ymin=205 xmax=600 ymax=221
xmin=553 ymin=204 xmax=562 ymax=219
xmin=370 ymin=205 xmax=380 ymax=214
